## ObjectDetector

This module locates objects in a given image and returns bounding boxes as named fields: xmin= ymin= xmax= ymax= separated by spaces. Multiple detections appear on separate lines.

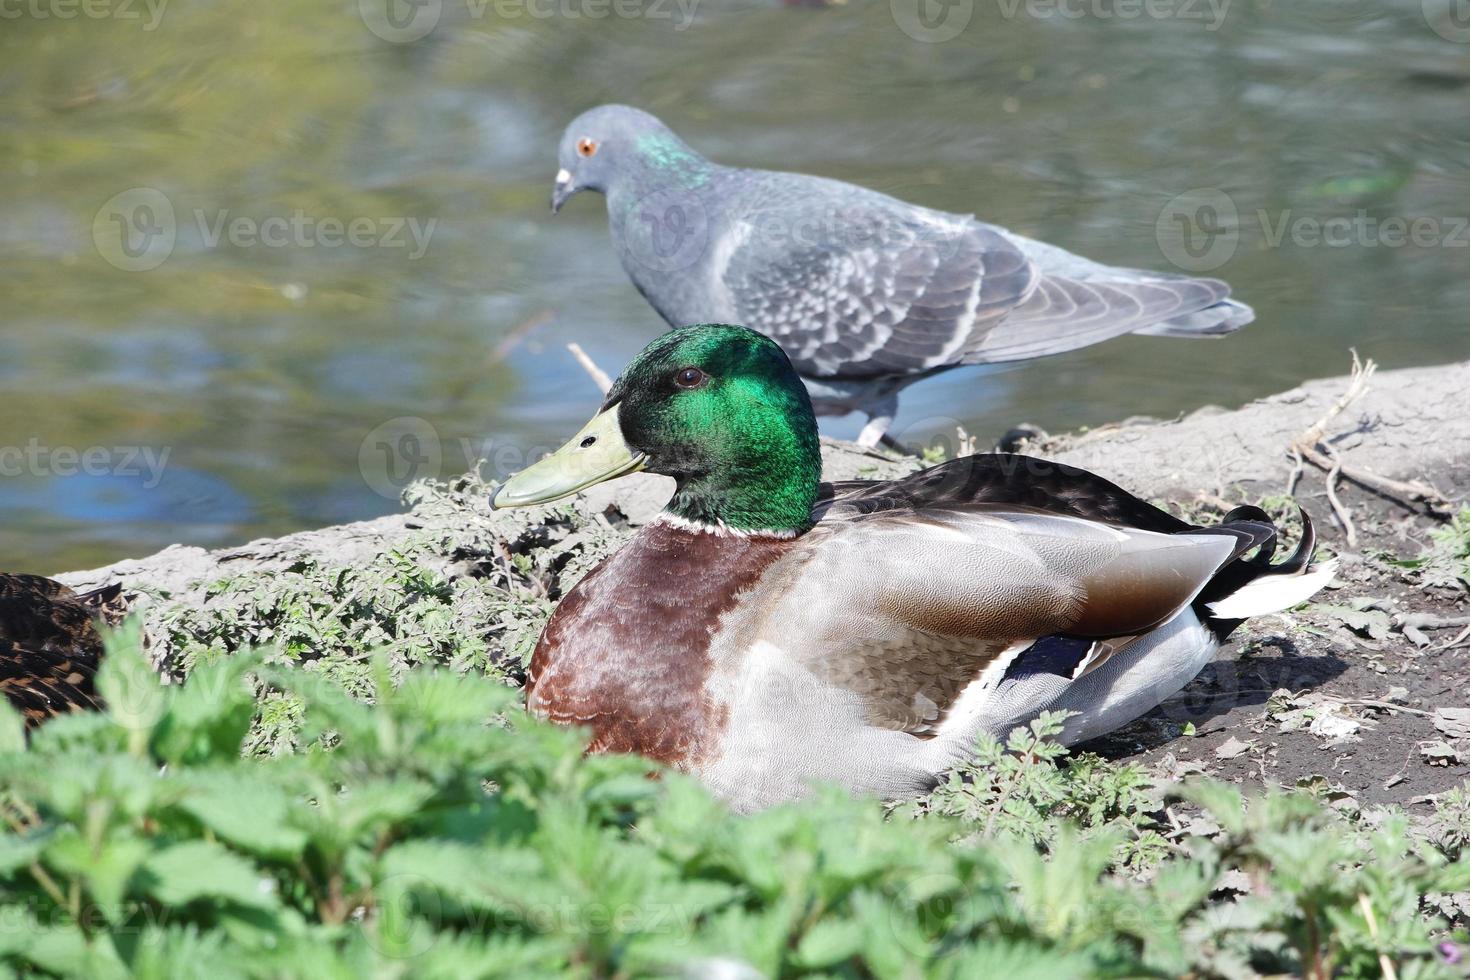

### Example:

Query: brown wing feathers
xmin=0 ymin=575 xmax=123 ymax=727
xmin=822 ymin=454 xmax=1301 ymax=696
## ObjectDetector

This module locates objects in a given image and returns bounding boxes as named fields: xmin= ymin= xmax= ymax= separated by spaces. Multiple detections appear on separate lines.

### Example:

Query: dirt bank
xmin=56 ymin=358 xmax=1470 ymax=803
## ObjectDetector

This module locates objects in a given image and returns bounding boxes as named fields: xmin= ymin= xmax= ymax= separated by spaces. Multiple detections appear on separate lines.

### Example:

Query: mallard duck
xmin=492 ymin=325 xmax=1333 ymax=811
xmin=550 ymin=105 xmax=1252 ymax=446
xmin=0 ymin=575 xmax=123 ymax=726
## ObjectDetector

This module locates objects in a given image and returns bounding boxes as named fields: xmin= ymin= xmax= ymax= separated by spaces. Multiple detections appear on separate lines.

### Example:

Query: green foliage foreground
xmin=1 ymin=627 xmax=1467 ymax=980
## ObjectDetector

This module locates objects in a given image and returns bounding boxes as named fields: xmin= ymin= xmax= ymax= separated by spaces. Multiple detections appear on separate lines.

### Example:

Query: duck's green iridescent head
xmin=492 ymin=325 xmax=822 ymax=534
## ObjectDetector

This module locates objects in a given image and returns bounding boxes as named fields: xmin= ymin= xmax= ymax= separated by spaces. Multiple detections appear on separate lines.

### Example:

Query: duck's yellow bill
xmin=491 ymin=406 xmax=647 ymax=509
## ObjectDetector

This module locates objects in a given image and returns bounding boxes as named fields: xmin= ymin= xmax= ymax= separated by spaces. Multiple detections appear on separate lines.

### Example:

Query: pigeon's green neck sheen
xmin=631 ymin=133 xmax=712 ymax=188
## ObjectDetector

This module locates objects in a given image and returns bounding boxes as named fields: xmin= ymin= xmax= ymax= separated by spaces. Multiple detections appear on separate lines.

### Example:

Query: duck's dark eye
xmin=674 ymin=367 xmax=706 ymax=389
xmin=580 ymin=436 xmax=597 ymax=448
xmin=577 ymin=137 xmax=598 ymax=158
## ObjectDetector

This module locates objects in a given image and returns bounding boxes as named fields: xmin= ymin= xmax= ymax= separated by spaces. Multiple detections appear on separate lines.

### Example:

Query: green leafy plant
xmin=1384 ymin=507 xmax=1470 ymax=592
xmin=1 ymin=627 xmax=1466 ymax=978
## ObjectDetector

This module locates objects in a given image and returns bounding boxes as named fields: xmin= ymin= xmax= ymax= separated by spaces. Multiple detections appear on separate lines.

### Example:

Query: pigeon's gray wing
xmin=717 ymin=192 xmax=1039 ymax=379
xmin=713 ymin=174 xmax=1252 ymax=379
xmin=963 ymin=271 xmax=1238 ymax=363
xmin=965 ymin=233 xmax=1254 ymax=361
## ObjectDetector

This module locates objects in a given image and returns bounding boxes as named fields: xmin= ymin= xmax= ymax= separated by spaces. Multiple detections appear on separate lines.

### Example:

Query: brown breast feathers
xmin=526 ymin=520 xmax=792 ymax=767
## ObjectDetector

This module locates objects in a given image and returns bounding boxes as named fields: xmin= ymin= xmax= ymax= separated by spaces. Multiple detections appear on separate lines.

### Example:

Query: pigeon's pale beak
xmin=550 ymin=168 xmax=575 ymax=214
xmin=491 ymin=405 xmax=646 ymax=509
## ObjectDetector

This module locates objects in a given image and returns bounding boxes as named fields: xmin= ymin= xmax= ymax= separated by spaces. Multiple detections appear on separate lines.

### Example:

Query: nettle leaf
xmin=96 ymin=621 xmax=166 ymax=746
xmin=943 ymin=939 xmax=1097 ymax=980
xmin=378 ymin=839 xmax=540 ymax=917
xmin=151 ymin=651 xmax=261 ymax=765
xmin=323 ymin=778 xmax=437 ymax=842
xmin=124 ymin=924 xmax=249 ymax=980
xmin=409 ymin=933 xmax=567 ymax=979
xmin=387 ymin=669 xmax=517 ymax=728
xmin=1179 ymin=781 xmax=1249 ymax=837
xmin=20 ymin=925 xmax=129 ymax=980
xmin=173 ymin=768 xmax=309 ymax=859
xmin=0 ymin=826 xmax=50 ymax=875
xmin=794 ymin=916 xmax=865 ymax=968
xmin=0 ymin=698 xmax=25 ymax=754
xmin=41 ymin=827 xmax=152 ymax=915
xmin=4 ymin=752 xmax=161 ymax=825
xmin=138 ymin=840 xmax=278 ymax=911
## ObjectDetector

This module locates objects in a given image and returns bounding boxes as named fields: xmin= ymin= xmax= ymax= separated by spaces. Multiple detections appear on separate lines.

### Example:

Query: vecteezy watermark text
xmin=0 ymin=440 xmax=170 ymax=489
xmin=193 ymin=210 xmax=437 ymax=260
xmin=1156 ymin=187 xmax=1470 ymax=272
xmin=358 ymin=417 xmax=566 ymax=500
xmin=995 ymin=0 xmax=1229 ymax=29
xmin=357 ymin=0 xmax=699 ymax=44
xmin=889 ymin=0 xmax=1228 ymax=42
xmin=0 ymin=0 xmax=167 ymax=29
xmin=92 ymin=188 xmax=438 ymax=272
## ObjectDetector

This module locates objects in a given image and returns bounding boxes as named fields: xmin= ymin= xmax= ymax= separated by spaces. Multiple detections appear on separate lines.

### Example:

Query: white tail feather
xmin=1206 ymin=560 xmax=1338 ymax=619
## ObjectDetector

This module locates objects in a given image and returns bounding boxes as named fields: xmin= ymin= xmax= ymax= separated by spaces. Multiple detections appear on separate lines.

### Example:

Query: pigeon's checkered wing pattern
xmin=718 ymin=198 xmax=1039 ymax=380
xmin=715 ymin=180 xmax=1249 ymax=379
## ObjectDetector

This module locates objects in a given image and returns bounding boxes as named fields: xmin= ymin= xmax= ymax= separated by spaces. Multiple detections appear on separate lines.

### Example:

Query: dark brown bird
xmin=0 ymin=574 xmax=125 ymax=727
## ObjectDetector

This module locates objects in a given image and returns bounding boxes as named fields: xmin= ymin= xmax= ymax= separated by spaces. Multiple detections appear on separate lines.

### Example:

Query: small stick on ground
xmin=566 ymin=342 xmax=613 ymax=395
xmin=1287 ymin=350 xmax=1451 ymax=518
xmin=1297 ymin=350 xmax=1376 ymax=449
xmin=1285 ymin=447 xmax=1304 ymax=498
xmin=1287 ymin=353 xmax=1374 ymax=543
xmin=1442 ymin=624 xmax=1470 ymax=650
xmin=1398 ymin=613 xmax=1470 ymax=648
xmin=1320 ymin=443 xmax=1357 ymax=547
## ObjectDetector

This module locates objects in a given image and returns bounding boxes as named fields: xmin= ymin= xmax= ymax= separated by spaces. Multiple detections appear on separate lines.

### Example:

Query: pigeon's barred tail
xmin=1132 ymin=296 xmax=1256 ymax=338
xmin=1198 ymin=507 xmax=1335 ymax=636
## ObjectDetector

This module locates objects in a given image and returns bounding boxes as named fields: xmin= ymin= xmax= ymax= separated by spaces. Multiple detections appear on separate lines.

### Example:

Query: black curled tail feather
xmin=1192 ymin=507 xmax=1321 ymax=639
xmin=1267 ymin=506 xmax=1316 ymax=576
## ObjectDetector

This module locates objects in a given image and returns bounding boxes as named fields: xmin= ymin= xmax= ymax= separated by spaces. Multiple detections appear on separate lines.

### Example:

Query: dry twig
xmin=1320 ymin=442 xmax=1357 ymax=547
xmin=1286 ymin=351 xmax=1451 ymax=520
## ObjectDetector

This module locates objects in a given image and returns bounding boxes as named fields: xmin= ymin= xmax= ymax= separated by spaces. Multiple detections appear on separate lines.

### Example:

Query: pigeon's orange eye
xmin=577 ymin=138 xmax=598 ymax=158
xmin=674 ymin=367 xmax=706 ymax=389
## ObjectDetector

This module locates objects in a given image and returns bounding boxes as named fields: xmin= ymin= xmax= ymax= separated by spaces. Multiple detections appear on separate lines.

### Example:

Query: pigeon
xmin=551 ymin=104 xmax=1253 ymax=447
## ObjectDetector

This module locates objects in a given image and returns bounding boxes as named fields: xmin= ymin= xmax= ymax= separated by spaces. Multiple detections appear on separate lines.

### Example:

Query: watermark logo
xmin=1156 ymin=186 xmax=1470 ymax=273
xmin=1155 ymin=187 xmax=1240 ymax=273
xmin=359 ymin=417 xmax=446 ymax=500
xmin=357 ymin=418 xmax=563 ymax=500
xmin=620 ymin=187 xmax=712 ymax=275
xmin=1423 ymin=0 xmax=1470 ymax=42
xmin=358 ymin=0 xmax=441 ymax=42
xmin=93 ymin=187 xmax=176 ymax=272
xmin=890 ymin=0 xmax=974 ymax=42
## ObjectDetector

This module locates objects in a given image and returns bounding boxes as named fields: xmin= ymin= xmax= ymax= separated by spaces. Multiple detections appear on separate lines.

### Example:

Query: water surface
xmin=3 ymin=0 xmax=1469 ymax=572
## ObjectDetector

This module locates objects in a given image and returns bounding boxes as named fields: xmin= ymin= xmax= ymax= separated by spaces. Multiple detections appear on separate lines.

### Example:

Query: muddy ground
xmin=58 ymin=357 xmax=1470 ymax=808
xmin=1088 ymin=469 xmax=1470 ymax=808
